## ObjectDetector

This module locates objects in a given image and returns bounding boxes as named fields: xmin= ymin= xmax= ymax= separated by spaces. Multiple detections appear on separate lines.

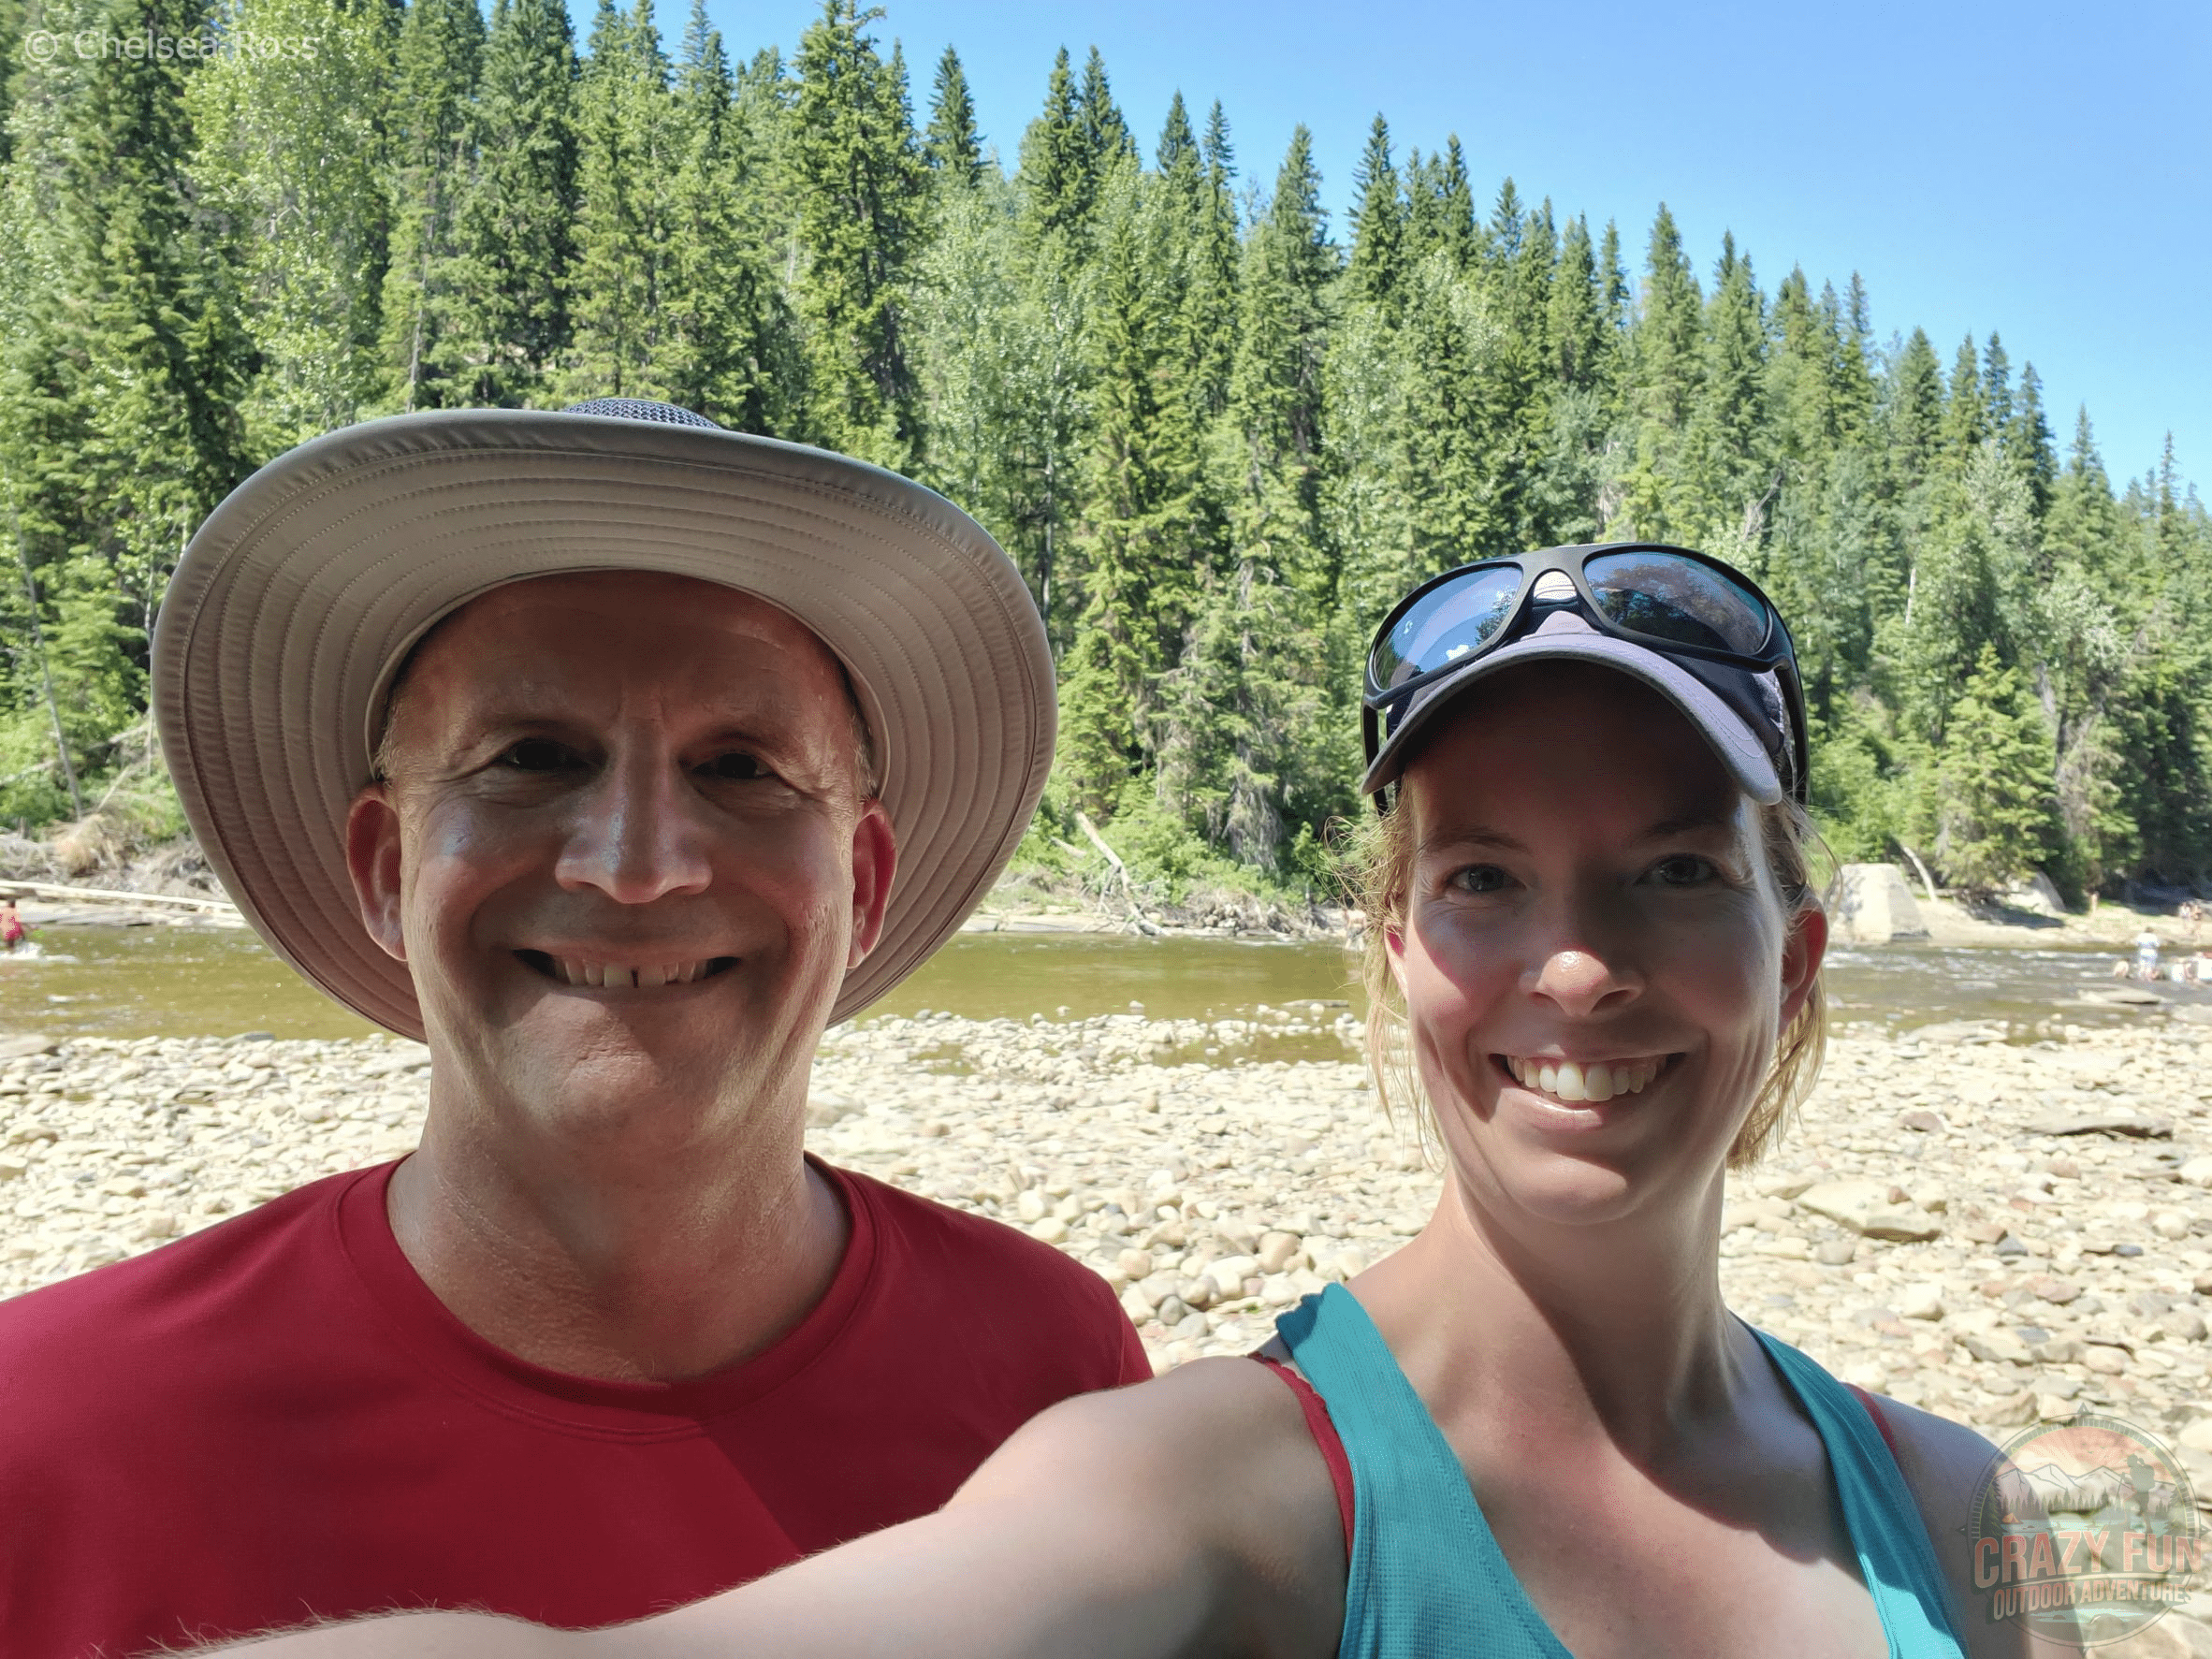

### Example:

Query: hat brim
xmin=1360 ymin=626 xmax=1783 ymax=804
xmin=153 ymin=409 xmax=1054 ymax=1037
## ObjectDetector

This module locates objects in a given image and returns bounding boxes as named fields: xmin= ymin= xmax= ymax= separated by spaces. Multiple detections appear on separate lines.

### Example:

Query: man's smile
xmin=515 ymin=951 xmax=740 ymax=989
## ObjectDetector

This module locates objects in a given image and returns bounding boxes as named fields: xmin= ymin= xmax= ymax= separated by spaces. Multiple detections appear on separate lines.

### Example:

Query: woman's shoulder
xmin=1862 ymin=1394 xmax=2084 ymax=1659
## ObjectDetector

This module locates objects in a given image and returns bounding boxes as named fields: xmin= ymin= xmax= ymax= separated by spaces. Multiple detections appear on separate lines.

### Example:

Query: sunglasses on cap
xmin=1361 ymin=543 xmax=1809 ymax=807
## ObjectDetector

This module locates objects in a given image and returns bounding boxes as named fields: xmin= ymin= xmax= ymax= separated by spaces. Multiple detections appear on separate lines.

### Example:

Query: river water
xmin=3 ymin=923 xmax=2205 ymax=1050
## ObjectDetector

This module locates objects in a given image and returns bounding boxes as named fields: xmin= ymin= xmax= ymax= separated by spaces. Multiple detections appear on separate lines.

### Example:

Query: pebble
xmin=2 ymin=1012 xmax=2210 ymax=1465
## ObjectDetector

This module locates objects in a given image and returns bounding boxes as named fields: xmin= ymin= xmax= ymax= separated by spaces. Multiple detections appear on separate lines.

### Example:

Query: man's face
xmin=344 ymin=572 xmax=895 ymax=1148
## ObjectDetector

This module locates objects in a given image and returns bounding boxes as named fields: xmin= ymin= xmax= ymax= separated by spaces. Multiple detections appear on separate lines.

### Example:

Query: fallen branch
xmin=0 ymin=879 xmax=235 ymax=913
xmin=1897 ymin=844 xmax=1942 ymax=909
xmin=1072 ymin=810 xmax=1157 ymax=933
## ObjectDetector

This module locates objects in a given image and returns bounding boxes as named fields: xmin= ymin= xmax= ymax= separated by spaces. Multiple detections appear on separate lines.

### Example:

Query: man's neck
xmin=385 ymin=1087 xmax=848 ymax=1384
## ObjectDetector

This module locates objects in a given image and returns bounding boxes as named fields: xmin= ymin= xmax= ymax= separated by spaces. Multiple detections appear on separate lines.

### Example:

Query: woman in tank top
xmin=246 ymin=548 xmax=2074 ymax=1657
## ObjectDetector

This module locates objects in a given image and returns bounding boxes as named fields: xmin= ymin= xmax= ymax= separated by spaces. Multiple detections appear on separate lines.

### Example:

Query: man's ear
xmin=846 ymin=799 xmax=896 ymax=969
xmin=1779 ymin=900 xmax=1827 ymax=1031
xmin=345 ymin=786 xmax=408 ymax=963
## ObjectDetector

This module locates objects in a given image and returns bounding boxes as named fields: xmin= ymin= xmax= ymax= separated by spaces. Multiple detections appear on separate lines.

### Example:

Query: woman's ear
xmin=1386 ymin=923 xmax=1411 ymax=997
xmin=1779 ymin=901 xmax=1827 ymax=1030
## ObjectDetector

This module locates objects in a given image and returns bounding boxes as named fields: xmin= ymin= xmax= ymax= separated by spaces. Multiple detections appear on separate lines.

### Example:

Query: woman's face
xmin=1390 ymin=662 xmax=1824 ymax=1232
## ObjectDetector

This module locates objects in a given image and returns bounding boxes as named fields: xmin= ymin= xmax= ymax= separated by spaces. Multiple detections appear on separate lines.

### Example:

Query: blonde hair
xmin=1347 ymin=792 xmax=1827 ymax=1170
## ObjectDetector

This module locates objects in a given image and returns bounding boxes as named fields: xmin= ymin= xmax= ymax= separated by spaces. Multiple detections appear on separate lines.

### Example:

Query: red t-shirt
xmin=0 ymin=1158 xmax=1146 ymax=1658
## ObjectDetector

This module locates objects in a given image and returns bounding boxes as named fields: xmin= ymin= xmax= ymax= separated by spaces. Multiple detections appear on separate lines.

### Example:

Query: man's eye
xmin=1650 ymin=854 xmax=1719 ymax=886
xmin=704 ymin=751 xmax=767 ymax=781
xmin=1450 ymin=864 xmax=1511 ymax=895
xmin=497 ymin=738 xmax=578 ymax=772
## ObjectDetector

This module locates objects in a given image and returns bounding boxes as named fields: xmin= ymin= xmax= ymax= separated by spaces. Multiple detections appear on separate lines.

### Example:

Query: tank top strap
xmin=1275 ymin=1286 xmax=1571 ymax=1659
xmin=1746 ymin=1325 xmax=1968 ymax=1659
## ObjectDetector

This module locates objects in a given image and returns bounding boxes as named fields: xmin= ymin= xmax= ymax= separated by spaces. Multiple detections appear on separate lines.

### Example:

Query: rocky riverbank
xmin=7 ymin=1011 xmax=2212 ymax=1579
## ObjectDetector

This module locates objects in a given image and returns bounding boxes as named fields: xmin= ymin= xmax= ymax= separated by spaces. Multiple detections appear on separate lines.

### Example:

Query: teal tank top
xmin=1275 ymin=1284 xmax=1966 ymax=1659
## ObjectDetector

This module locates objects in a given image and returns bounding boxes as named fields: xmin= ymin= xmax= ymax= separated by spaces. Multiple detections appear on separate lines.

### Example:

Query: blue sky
xmin=676 ymin=0 xmax=2209 ymax=495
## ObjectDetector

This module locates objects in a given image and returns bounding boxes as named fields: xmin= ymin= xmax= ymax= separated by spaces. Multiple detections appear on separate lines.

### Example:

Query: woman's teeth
xmin=549 ymin=957 xmax=718 ymax=989
xmin=1504 ymin=1055 xmax=1664 ymax=1102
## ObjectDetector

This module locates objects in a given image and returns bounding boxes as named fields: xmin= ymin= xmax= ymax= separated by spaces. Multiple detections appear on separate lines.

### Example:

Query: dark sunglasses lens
xmin=1583 ymin=552 xmax=1770 ymax=656
xmin=1373 ymin=565 xmax=1522 ymax=689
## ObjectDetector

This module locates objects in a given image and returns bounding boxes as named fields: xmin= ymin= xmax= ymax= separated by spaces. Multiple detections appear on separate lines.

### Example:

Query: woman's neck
xmin=1352 ymin=1169 xmax=1757 ymax=1459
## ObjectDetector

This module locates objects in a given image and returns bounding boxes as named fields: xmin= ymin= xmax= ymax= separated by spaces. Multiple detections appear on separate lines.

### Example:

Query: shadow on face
xmin=344 ymin=571 xmax=895 ymax=1146
xmin=1389 ymin=662 xmax=1812 ymax=1227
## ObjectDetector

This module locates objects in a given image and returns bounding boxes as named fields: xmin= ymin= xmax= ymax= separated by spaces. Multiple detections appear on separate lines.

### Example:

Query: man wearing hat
xmin=0 ymin=401 xmax=1145 ymax=1657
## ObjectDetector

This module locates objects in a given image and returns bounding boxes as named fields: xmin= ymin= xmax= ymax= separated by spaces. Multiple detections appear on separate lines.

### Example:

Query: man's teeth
xmin=549 ymin=957 xmax=714 ymax=989
xmin=1506 ymin=1055 xmax=1664 ymax=1100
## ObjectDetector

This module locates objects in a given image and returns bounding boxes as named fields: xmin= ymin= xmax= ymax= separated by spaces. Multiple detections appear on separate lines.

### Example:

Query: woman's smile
xmin=1493 ymin=1052 xmax=1678 ymax=1103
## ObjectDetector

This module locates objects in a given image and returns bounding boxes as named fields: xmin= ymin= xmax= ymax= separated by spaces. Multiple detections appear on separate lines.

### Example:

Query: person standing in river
xmin=0 ymin=400 xmax=1146 ymax=1658
xmin=216 ymin=546 xmax=2075 ymax=1657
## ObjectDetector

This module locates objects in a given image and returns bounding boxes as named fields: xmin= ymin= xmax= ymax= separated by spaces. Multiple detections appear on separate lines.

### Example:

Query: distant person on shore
xmin=223 ymin=546 xmax=2058 ymax=1657
xmin=0 ymin=895 xmax=23 ymax=952
xmin=0 ymin=401 xmax=1145 ymax=1657
xmin=2135 ymin=926 xmax=2163 ymax=981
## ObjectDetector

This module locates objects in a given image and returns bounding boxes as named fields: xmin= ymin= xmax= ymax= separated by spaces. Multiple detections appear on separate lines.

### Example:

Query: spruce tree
xmin=651 ymin=0 xmax=796 ymax=429
xmin=380 ymin=0 xmax=485 ymax=411
xmin=0 ymin=0 xmax=249 ymax=786
xmin=1345 ymin=115 xmax=1403 ymax=311
xmin=1936 ymin=642 xmax=2055 ymax=896
xmin=1015 ymin=48 xmax=1089 ymax=240
xmin=1548 ymin=213 xmax=1604 ymax=391
xmin=1632 ymin=203 xmax=1700 ymax=429
xmin=562 ymin=0 xmax=676 ymax=401
xmin=447 ymin=0 xmax=579 ymax=404
xmin=1162 ymin=124 xmax=1337 ymax=867
xmin=1682 ymin=232 xmax=1769 ymax=550
xmin=1883 ymin=327 xmax=1944 ymax=492
xmin=2008 ymin=361 xmax=2056 ymax=516
xmin=923 ymin=44 xmax=980 ymax=184
xmin=1074 ymin=45 xmax=1131 ymax=170
xmin=1942 ymin=333 xmax=1985 ymax=462
xmin=789 ymin=0 xmax=926 ymax=466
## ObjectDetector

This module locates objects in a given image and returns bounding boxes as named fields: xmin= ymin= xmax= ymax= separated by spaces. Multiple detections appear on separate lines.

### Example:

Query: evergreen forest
xmin=2 ymin=0 xmax=2207 ymax=905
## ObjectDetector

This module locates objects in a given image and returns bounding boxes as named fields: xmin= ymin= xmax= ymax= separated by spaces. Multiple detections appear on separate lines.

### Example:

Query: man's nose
xmin=555 ymin=749 xmax=713 ymax=904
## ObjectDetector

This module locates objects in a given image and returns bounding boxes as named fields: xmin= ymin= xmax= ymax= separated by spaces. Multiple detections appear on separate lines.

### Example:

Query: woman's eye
xmin=1450 ymin=864 xmax=1511 ymax=895
xmin=704 ymin=751 xmax=767 ymax=781
xmin=497 ymin=738 xmax=578 ymax=772
xmin=1649 ymin=854 xmax=1718 ymax=886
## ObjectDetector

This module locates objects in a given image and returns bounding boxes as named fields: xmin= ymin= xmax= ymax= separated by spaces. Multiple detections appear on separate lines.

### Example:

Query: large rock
xmin=1797 ymin=1179 xmax=1943 ymax=1242
xmin=2003 ymin=870 xmax=2067 ymax=916
xmin=1827 ymin=864 xmax=1929 ymax=943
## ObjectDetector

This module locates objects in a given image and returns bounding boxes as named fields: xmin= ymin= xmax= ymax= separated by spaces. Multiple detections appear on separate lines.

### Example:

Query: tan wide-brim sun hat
xmin=152 ymin=400 xmax=1055 ymax=1038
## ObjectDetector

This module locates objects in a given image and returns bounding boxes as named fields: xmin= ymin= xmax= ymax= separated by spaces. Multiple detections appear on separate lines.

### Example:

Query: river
xmin=3 ymin=922 xmax=2202 ymax=1049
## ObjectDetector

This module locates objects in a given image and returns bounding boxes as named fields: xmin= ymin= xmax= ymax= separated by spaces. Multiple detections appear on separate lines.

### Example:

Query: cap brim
xmin=1361 ymin=625 xmax=1783 ymax=804
xmin=153 ymin=409 xmax=1054 ymax=1037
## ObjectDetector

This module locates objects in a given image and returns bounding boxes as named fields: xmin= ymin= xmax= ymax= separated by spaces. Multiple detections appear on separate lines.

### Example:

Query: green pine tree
xmin=789 ymin=0 xmax=926 ymax=466
xmin=561 ymin=0 xmax=676 ymax=400
xmin=379 ymin=0 xmax=485 ymax=411
xmin=446 ymin=0 xmax=579 ymax=404
xmin=1935 ymin=642 xmax=2056 ymax=896
xmin=1345 ymin=114 xmax=1403 ymax=311
xmin=923 ymin=44 xmax=980 ymax=184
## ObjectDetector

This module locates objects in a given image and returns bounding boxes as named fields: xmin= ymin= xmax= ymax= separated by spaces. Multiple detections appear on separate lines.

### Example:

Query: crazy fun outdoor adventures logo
xmin=1972 ymin=1414 xmax=2205 ymax=1646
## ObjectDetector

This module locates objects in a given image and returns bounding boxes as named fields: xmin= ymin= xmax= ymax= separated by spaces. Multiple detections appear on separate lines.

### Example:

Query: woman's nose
xmin=554 ymin=751 xmax=713 ymax=904
xmin=1529 ymin=946 xmax=1638 ymax=1018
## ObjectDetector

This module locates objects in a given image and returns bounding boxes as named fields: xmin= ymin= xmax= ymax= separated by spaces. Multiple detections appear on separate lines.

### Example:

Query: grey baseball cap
xmin=1361 ymin=605 xmax=1794 ymax=805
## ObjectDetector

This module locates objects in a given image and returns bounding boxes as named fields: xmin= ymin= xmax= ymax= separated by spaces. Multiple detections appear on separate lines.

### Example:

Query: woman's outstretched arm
xmin=214 ymin=1357 xmax=1346 ymax=1659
